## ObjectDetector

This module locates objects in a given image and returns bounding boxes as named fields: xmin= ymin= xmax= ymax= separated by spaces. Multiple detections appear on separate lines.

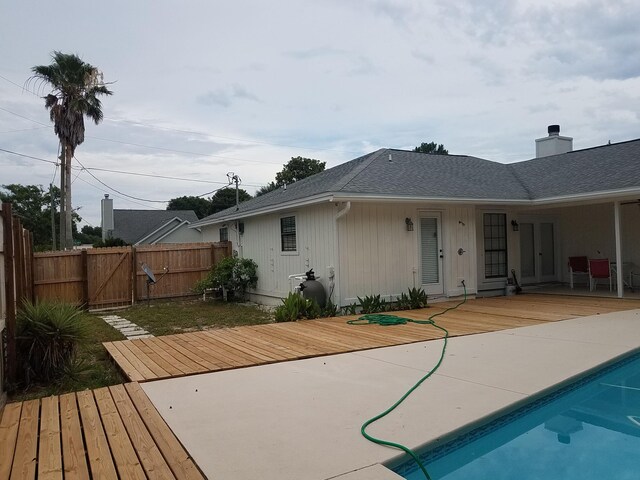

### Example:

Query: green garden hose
xmin=347 ymin=282 xmax=467 ymax=480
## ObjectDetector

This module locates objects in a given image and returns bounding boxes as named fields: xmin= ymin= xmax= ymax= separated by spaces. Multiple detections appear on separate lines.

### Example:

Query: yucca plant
xmin=358 ymin=294 xmax=387 ymax=314
xmin=16 ymin=301 xmax=88 ymax=384
xmin=274 ymin=293 xmax=321 ymax=322
xmin=407 ymin=287 xmax=429 ymax=309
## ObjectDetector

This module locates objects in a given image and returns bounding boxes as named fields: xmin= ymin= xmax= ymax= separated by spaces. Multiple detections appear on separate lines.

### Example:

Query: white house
xmin=190 ymin=126 xmax=640 ymax=306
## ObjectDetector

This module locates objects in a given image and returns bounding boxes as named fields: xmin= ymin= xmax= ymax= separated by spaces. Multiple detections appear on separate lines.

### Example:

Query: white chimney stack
xmin=101 ymin=194 xmax=114 ymax=240
xmin=535 ymin=125 xmax=573 ymax=158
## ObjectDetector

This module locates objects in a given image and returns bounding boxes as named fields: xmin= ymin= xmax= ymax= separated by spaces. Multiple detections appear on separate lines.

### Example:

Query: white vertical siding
xmin=338 ymin=202 xmax=477 ymax=304
xmin=202 ymin=204 xmax=337 ymax=305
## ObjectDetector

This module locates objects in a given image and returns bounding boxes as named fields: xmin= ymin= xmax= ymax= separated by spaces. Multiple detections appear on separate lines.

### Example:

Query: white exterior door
xmin=420 ymin=214 xmax=444 ymax=295
xmin=520 ymin=218 xmax=558 ymax=284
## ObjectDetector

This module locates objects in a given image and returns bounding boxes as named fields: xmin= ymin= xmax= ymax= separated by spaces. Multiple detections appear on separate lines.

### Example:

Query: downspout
xmin=333 ymin=201 xmax=351 ymax=307
xmin=614 ymin=201 xmax=623 ymax=298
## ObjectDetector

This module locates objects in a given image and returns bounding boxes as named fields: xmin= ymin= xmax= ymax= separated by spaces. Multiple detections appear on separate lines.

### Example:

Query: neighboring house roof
xmin=111 ymin=210 xmax=199 ymax=244
xmin=191 ymin=139 xmax=640 ymax=226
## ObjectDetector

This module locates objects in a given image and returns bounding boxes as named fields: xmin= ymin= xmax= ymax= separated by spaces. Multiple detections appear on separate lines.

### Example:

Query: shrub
xmin=194 ymin=256 xmax=258 ymax=300
xmin=342 ymin=303 xmax=359 ymax=315
xmin=407 ymin=287 xmax=429 ymax=309
xmin=322 ymin=298 xmax=339 ymax=318
xmin=274 ymin=293 xmax=321 ymax=322
xmin=358 ymin=294 xmax=387 ymax=314
xmin=16 ymin=301 xmax=88 ymax=384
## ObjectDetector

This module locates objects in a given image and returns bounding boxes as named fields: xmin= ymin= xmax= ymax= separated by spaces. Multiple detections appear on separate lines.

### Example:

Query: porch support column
xmin=614 ymin=201 xmax=623 ymax=298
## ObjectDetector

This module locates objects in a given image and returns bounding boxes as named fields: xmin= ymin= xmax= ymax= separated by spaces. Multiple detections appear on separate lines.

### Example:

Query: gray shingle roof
xmin=193 ymin=139 xmax=640 ymax=225
xmin=112 ymin=210 xmax=199 ymax=244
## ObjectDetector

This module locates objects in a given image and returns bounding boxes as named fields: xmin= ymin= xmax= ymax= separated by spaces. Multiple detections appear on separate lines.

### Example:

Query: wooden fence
xmin=1 ymin=203 xmax=35 ymax=394
xmin=34 ymin=242 xmax=232 ymax=309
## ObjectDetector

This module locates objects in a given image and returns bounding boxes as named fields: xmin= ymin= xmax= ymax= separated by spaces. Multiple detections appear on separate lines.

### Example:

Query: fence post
xmin=2 ymin=203 xmax=16 ymax=385
xmin=81 ymin=249 xmax=89 ymax=308
xmin=13 ymin=219 xmax=25 ymax=309
xmin=131 ymin=246 xmax=138 ymax=305
xmin=27 ymin=230 xmax=35 ymax=303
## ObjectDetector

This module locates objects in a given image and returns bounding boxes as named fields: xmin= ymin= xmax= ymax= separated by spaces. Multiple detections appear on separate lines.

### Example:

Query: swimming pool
xmin=391 ymin=352 xmax=640 ymax=480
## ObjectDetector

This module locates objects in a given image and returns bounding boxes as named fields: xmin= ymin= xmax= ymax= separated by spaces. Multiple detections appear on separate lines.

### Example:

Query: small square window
xmin=280 ymin=216 xmax=297 ymax=252
xmin=219 ymin=227 xmax=228 ymax=242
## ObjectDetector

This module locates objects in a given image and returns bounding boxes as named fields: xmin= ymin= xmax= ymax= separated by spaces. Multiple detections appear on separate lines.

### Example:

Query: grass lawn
xmin=117 ymin=298 xmax=273 ymax=336
xmin=10 ymin=312 xmax=126 ymax=402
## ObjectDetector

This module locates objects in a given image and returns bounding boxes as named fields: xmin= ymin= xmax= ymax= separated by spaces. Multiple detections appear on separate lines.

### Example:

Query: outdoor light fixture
xmin=511 ymin=220 xmax=519 ymax=231
xmin=405 ymin=217 xmax=414 ymax=231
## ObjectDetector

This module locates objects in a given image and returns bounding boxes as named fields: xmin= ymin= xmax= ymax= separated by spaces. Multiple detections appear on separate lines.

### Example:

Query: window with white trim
xmin=219 ymin=227 xmax=228 ymax=242
xmin=280 ymin=216 xmax=297 ymax=252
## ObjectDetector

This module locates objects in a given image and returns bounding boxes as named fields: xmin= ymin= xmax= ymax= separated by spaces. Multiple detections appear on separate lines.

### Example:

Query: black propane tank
xmin=299 ymin=269 xmax=326 ymax=308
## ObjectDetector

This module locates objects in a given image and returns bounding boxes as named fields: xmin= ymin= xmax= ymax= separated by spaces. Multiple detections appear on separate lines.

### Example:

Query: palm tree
xmin=30 ymin=52 xmax=112 ymax=250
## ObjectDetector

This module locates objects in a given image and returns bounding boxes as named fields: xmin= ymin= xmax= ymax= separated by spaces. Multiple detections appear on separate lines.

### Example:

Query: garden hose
xmin=347 ymin=281 xmax=467 ymax=480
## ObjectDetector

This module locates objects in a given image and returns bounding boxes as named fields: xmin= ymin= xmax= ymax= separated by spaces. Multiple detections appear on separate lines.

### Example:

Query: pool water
xmin=392 ymin=353 xmax=640 ymax=480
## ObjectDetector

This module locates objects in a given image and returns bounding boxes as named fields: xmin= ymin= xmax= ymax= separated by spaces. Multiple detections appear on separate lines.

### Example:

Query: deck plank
xmin=125 ymin=383 xmax=205 ymax=480
xmin=93 ymin=387 xmax=147 ymax=479
xmin=59 ymin=393 xmax=90 ymax=480
xmin=76 ymin=390 xmax=119 ymax=480
xmin=0 ymin=402 xmax=22 ymax=480
xmin=108 ymin=385 xmax=176 ymax=479
xmin=10 ymin=399 xmax=39 ymax=480
xmin=38 ymin=396 xmax=63 ymax=480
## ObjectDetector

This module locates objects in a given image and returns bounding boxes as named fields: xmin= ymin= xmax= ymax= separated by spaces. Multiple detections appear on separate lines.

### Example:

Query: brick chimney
xmin=535 ymin=125 xmax=573 ymax=158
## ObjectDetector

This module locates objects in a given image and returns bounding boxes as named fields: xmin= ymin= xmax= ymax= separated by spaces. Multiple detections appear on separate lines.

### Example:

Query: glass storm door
xmin=520 ymin=220 xmax=557 ymax=284
xmin=420 ymin=214 xmax=444 ymax=295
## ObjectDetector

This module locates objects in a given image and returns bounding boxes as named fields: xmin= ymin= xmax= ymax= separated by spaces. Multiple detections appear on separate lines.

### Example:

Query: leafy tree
xmin=256 ymin=157 xmax=326 ymax=196
xmin=256 ymin=182 xmax=278 ymax=197
xmin=30 ymin=52 xmax=112 ymax=250
xmin=210 ymin=187 xmax=251 ymax=214
xmin=2 ymin=184 xmax=55 ymax=248
xmin=413 ymin=142 xmax=449 ymax=155
xmin=76 ymin=225 xmax=102 ymax=245
xmin=0 ymin=184 xmax=83 ymax=249
xmin=167 ymin=196 xmax=212 ymax=219
xmin=275 ymin=156 xmax=326 ymax=185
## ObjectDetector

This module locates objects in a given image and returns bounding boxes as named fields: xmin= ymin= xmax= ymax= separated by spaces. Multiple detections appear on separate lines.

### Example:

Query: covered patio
xmin=514 ymin=198 xmax=640 ymax=298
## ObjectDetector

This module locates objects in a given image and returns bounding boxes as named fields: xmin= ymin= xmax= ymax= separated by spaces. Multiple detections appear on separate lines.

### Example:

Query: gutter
xmin=333 ymin=201 xmax=351 ymax=307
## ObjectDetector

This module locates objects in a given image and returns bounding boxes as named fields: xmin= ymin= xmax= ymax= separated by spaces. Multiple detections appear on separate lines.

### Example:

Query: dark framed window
xmin=280 ymin=216 xmax=297 ymax=252
xmin=219 ymin=227 xmax=228 ymax=242
xmin=483 ymin=213 xmax=507 ymax=278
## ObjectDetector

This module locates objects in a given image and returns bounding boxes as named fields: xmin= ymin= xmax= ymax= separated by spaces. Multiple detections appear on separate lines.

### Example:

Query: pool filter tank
xmin=299 ymin=269 xmax=326 ymax=308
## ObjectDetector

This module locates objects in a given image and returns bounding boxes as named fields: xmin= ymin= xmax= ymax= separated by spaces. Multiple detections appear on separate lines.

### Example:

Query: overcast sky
xmin=1 ymin=0 xmax=639 ymax=227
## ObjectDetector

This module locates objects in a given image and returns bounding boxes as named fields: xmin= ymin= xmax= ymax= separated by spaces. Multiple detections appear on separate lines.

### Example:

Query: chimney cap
xmin=548 ymin=125 xmax=560 ymax=136
xmin=104 ymin=194 xmax=110 ymax=199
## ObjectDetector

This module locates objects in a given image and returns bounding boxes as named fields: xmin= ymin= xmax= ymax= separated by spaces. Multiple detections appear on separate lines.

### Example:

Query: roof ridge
xmin=332 ymin=148 xmax=387 ymax=192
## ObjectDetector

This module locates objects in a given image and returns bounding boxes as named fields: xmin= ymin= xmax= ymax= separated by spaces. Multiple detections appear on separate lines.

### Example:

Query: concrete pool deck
xmin=142 ymin=309 xmax=640 ymax=480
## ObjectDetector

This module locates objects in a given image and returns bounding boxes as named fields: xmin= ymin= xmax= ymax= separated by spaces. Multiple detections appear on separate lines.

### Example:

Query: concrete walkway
xmin=100 ymin=314 xmax=153 ymax=339
xmin=142 ymin=309 xmax=640 ymax=480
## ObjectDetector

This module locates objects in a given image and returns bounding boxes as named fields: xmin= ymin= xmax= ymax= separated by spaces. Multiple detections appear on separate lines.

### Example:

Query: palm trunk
xmin=59 ymin=145 xmax=66 ymax=250
xmin=64 ymin=143 xmax=73 ymax=250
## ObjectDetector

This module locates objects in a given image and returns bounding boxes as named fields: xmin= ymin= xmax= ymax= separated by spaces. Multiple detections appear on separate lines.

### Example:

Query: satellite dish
xmin=141 ymin=263 xmax=156 ymax=284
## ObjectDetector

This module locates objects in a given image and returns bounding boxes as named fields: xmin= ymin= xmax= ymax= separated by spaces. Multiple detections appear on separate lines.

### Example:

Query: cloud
xmin=196 ymin=84 xmax=260 ymax=108
xmin=285 ymin=46 xmax=347 ymax=60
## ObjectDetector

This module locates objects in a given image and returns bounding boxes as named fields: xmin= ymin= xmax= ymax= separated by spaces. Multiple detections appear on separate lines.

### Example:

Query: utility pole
xmin=50 ymin=183 xmax=56 ymax=250
xmin=227 ymin=172 xmax=241 ymax=211
xmin=59 ymin=147 xmax=66 ymax=250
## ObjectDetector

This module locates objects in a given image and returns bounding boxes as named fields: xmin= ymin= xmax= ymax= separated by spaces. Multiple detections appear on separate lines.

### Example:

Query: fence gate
xmin=87 ymin=247 xmax=132 ymax=308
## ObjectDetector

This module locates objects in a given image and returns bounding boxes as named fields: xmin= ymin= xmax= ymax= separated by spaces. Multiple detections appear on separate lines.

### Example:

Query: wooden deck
xmin=0 ymin=383 xmax=205 ymax=480
xmin=104 ymin=294 xmax=640 ymax=383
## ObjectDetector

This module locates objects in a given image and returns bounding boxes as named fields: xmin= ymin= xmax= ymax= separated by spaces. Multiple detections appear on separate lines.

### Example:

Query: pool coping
xmin=141 ymin=308 xmax=640 ymax=480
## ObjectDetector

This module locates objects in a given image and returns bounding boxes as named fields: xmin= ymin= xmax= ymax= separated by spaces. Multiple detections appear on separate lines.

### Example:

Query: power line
xmin=73 ymin=174 xmax=166 ymax=210
xmin=0 ymin=145 xmax=268 ymax=186
xmin=0 ymin=147 xmax=58 ymax=165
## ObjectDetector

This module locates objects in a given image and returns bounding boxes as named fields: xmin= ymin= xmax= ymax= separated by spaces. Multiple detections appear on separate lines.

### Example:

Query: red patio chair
xmin=589 ymin=258 xmax=611 ymax=292
xmin=568 ymin=256 xmax=589 ymax=289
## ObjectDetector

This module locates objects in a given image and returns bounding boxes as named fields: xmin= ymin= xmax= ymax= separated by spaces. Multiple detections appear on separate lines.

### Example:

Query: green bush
xmin=16 ymin=301 xmax=88 ymax=384
xmin=407 ymin=287 xmax=429 ymax=309
xmin=342 ymin=303 xmax=359 ymax=315
xmin=194 ymin=256 xmax=258 ymax=300
xmin=274 ymin=293 xmax=321 ymax=322
xmin=357 ymin=294 xmax=387 ymax=314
